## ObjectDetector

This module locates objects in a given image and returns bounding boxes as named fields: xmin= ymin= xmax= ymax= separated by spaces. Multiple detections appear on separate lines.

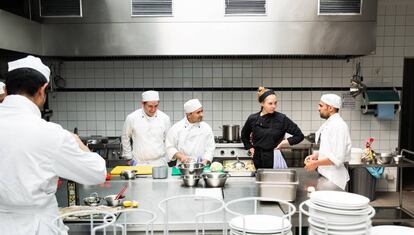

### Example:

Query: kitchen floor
xmin=371 ymin=191 xmax=414 ymax=227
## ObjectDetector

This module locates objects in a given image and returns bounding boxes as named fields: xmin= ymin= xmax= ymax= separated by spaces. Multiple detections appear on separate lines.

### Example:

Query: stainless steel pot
xmin=222 ymin=125 xmax=240 ymax=142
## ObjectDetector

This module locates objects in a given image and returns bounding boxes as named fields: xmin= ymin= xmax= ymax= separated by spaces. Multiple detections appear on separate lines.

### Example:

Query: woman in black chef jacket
xmin=241 ymin=87 xmax=304 ymax=169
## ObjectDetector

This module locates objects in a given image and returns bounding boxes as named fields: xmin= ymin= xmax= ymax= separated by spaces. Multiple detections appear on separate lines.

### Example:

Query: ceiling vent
xmin=40 ymin=0 xmax=82 ymax=17
xmin=225 ymin=0 xmax=266 ymax=15
xmin=318 ymin=0 xmax=362 ymax=15
xmin=131 ymin=0 xmax=173 ymax=16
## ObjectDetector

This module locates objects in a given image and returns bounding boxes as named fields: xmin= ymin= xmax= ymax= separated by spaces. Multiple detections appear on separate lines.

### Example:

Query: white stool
xmin=158 ymin=194 xmax=225 ymax=235
xmin=225 ymin=197 xmax=296 ymax=235
xmin=53 ymin=209 xmax=117 ymax=235
xmin=111 ymin=208 xmax=157 ymax=235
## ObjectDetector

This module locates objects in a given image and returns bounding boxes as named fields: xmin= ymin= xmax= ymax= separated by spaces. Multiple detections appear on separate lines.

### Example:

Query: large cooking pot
xmin=222 ymin=125 xmax=240 ymax=142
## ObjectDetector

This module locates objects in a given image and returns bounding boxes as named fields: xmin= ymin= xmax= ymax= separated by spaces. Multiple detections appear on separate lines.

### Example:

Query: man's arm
xmin=121 ymin=117 xmax=133 ymax=160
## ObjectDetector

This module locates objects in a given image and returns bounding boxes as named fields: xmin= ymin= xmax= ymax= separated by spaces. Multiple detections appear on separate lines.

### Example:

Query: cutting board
xmin=110 ymin=166 xmax=153 ymax=175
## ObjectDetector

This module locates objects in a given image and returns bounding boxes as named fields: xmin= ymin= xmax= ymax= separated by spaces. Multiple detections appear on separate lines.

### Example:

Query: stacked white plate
xmin=371 ymin=225 xmax=414 ymax=235
xmin=307 ymin=191 xmax=374 ymax=235
xmin=229 ymin=214 xmax=292 ymax=235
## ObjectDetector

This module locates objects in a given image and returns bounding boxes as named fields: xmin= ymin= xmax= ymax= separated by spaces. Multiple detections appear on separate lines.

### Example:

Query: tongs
xmin=233 ymin=155 xmax=245 ymax=170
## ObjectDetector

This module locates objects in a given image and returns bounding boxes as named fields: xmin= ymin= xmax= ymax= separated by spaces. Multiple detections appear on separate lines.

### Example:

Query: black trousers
xmin=253 ymin=148 xmax=274 ymax=169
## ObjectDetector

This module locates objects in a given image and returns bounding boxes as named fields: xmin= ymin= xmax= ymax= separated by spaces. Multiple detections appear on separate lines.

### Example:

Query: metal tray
xmin=256 ymin=169 xmax=299 ymax=201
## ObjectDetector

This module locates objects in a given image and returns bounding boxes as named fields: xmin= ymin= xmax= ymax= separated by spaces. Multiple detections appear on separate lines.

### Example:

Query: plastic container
xmin=152 ymin=166 xmax=168 ymax=179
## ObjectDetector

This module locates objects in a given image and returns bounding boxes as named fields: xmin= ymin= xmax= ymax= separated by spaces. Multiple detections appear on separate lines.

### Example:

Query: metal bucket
xmin=222 ymin=125 xmax=240 ymax=142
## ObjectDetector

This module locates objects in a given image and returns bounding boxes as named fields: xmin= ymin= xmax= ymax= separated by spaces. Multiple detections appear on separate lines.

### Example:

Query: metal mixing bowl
xmin=178 ymin=163 xmax=205 ymax=176
xmin=202 ymin=172 xmax=230 ymax=187
xmin=182 ymin=175 xmax=201 ymax=187
xmin=83 ymin=193 xmax=101 ymax=206
xmin=104 ymin=194 xmax=124 ymax=207
xmin=377 ymin=152 xmax=393 ymax=164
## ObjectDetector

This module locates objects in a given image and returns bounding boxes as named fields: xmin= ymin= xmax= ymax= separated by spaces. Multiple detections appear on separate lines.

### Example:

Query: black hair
xmin=5 ymin=68 xmax=48 ymax=97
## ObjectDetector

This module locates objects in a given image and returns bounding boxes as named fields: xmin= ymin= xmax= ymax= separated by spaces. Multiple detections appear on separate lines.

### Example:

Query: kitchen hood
xmin=11 ymin=0 xmax=378 ymax=57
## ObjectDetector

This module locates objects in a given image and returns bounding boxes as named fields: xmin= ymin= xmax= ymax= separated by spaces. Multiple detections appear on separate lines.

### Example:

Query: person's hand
xmin=304 ymin=160 xmax=318 ymax=172
xmin=304 ymin=154 xmax=318 ymax=164
xmin=275 ymin=139 xmax=289 ymax=150
xmin=201 ymin=159 xmax=210 ymax=165
xmin=72 ymin=133 xmax=90 ymax=152
xmin=180 ymin=155 xmax=192 ymax=163
xmin=249 ymin=148 xmax=255 ymax=157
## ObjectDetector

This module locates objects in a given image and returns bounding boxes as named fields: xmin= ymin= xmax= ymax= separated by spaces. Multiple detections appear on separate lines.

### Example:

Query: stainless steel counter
xmin=56 ymin=168 xmax=340 ymax=234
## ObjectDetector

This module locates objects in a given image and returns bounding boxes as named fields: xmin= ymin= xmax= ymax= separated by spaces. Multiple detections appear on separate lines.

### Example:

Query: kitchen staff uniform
xmin=241 ymin=112 xmax=304 ymax=169
xmin=315 ymin=113 xmax=351 ymax=190
xmin=166 ymin=117 xmax=215 ymax=164
xmin=0 ymin=95 xmax=107 ymax=235
xmin=122 ymin=109 xmax=170 ymax=166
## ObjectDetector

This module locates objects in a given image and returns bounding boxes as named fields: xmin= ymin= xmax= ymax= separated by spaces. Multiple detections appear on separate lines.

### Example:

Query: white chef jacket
xmin=316 ymin=113 xmax=352 ymax=190
xmin=0 ymin=95 xmax=107 ymax=235
xmin=166 ymin=117 xmax=215 ymax=163
xmin=121 ymin=109 xmax=170 ymax=166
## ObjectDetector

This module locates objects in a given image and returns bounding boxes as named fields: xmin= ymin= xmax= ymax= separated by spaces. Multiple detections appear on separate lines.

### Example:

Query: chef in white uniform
xmin=304 ymin=94 xmax=351 ymax=190
xmin=166 ymin=99 xmax=215 ymax=164
xmin=0 ymin=81 xmax=6 ymax=102
xmin=0 ymin=55 xmax=107 ymax=235
xmin=121 ymin=90 xmax=171 ymax=166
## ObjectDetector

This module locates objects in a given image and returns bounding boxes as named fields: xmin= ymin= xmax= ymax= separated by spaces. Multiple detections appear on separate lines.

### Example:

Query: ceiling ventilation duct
xmin=131 ymin=0 xmax=173 ymax=16
xmin=40 ymin=0 xmax=82 ymax=17
xmin=318 ymin=0 xmax=362 ymax=15
xmin=225 ymin=0 xmax=266 ymax=15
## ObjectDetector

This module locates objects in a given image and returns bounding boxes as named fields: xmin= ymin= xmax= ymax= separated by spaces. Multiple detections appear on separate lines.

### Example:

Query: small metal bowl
xmin=104 ymin=194 xmax=125 ymax=207
xmin=393 ymin=155 xmax=402 ymax=164
xmin=120 ymin=169 xmax=137 ymax=180
xmin=202 ymin=172 xmax=230 ymax=188
xmin=377 ymin=153 xmax=393 ymax=164
xmin=182 ymin=175 xmax=201 ymax=187
xmin=178 ymin=163 xmax=205 ymax=176
xmin=83 ymin=193 xmax=101 ymax=206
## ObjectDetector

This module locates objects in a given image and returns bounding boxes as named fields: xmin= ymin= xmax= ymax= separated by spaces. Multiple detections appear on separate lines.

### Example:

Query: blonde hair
xmin=256 ymin=87 xmax=276 ymax=103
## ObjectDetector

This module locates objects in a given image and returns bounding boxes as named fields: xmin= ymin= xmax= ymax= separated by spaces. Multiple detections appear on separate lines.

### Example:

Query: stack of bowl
xmin=178 ymin=163 xmax=205 ymax=187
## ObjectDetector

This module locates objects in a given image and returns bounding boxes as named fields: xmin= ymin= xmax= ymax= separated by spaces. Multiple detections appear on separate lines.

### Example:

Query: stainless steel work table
xmin=56 ymin=168 xmax=339 ymax=234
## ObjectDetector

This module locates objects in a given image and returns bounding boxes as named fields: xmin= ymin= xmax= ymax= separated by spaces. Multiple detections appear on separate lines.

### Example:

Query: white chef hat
xmin=0 ymin=82 xmax=5 ymax=95
xmin=8 ymin=55 xmax=50 ymax=82
xmin=142 ymin=90 xmax=159 ymax=102
xmin=321 ymin=94 xmax=342 ymax=109
xmin=184 ymin=99 xmax=202 ymax=113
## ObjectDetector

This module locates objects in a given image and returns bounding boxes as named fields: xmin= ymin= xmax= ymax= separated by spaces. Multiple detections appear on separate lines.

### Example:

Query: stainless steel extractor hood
xmin=39 ymin=0 xmax=376 ymax=56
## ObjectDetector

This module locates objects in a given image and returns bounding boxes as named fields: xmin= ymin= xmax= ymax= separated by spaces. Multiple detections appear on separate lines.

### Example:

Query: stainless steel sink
xmin=256 ymin=169 xmax=299 ymax=202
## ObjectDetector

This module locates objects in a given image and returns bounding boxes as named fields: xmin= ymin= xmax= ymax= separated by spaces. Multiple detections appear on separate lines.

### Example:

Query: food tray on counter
xmin=59 ymin=205 xmax=122 ymax=223
xmin=223 ymin=159 xmax=256 ymax=176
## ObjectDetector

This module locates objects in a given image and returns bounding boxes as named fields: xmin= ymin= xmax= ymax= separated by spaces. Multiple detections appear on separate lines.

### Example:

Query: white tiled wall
xmin=49 ymin=0 xmax=414 ymax=154
xmin=2 ymin=0 xmax=413 ymax=191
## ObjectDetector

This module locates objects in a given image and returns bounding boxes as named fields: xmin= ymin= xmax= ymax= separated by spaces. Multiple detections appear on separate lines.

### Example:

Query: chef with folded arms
xmin=304 ymin=94 xmax=351 ymax=190
xmin=0 ymin=81 xmax=6 ymax=102
xmin=121 ymin=90 xmax=171 ymax=166
xmin=0 ymin=55 xmax=107 ymax=235
xmin=166 ymin=99 xmax=215 ymax=165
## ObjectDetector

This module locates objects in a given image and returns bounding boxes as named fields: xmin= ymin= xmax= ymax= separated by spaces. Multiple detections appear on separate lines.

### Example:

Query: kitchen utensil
xmin=222 ymin=125 xmax=240 ymax=142
xmin=393 ymin=155 xmax=402 ymax=164
xmin=120 ymin=169 xmax=137 ymax=180
xmin=182 ymin=175 xmax=201 ymax=187
xmin=83 ymin=192 xmax=101 ymax=206
xmin=110 ymin=165 xmax=153 ymax=175
xmin=376 ymin=152 xmax=393 ymax=164
xmin=115 ymin=184 xmax=128 ymax=200
xmin=152 ymin=166 xmax=168 ymax=179
xmin=177 ymin=163 xmax=205 ymax=176
xmin=202 ymin=172 xmax=230 ymax=187
xmin=232 ymin=155 xmax=245 ymax=170
xmin=104 ymin=194 xmax=125 ymax=207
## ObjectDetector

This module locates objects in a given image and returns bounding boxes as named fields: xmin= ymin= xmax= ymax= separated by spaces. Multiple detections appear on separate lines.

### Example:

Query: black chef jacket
xmin=241 ymin=111 xmax=304 ymax=168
